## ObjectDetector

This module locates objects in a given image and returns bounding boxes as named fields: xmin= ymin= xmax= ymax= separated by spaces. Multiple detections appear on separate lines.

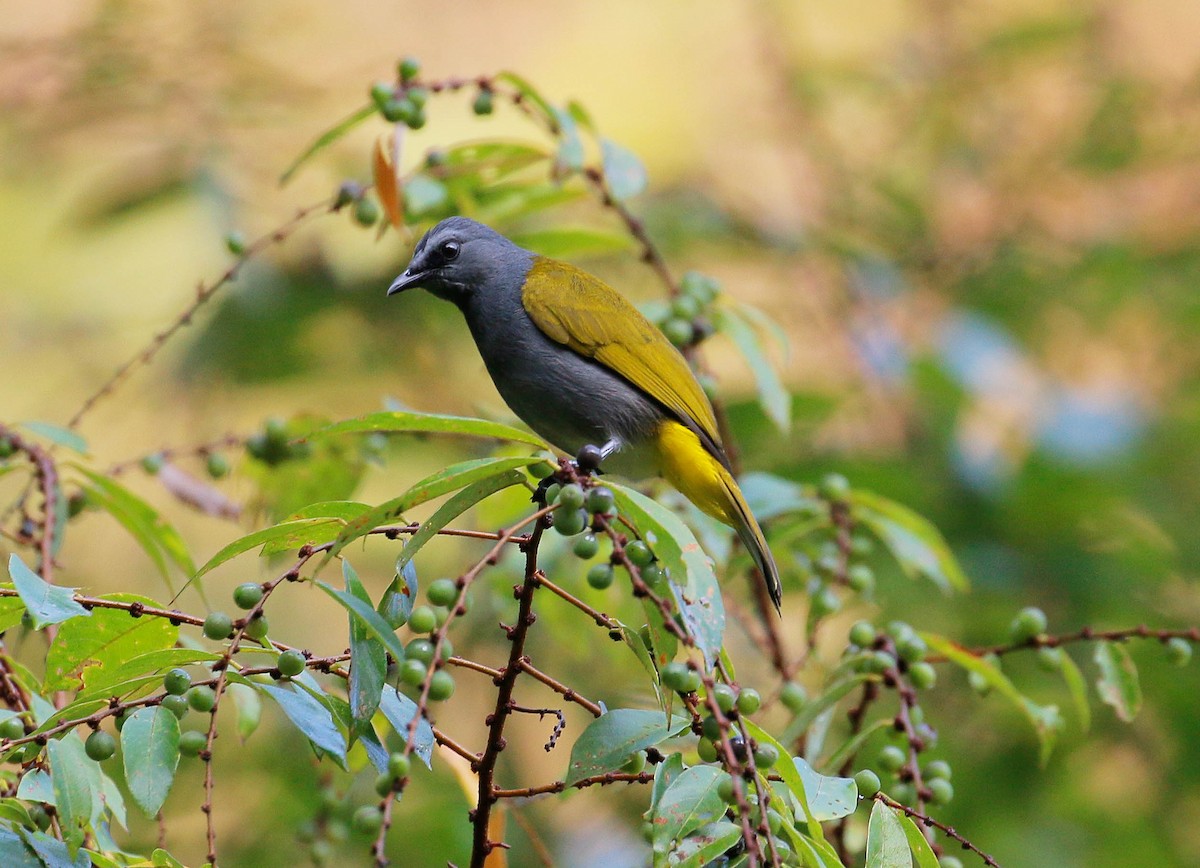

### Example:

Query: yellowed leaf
xmin=372 ymin=134 xmax=404 ymax=228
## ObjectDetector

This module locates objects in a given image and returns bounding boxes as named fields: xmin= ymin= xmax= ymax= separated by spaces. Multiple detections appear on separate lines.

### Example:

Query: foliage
xmin=2 ymin=16 xmax=1200 ymax=868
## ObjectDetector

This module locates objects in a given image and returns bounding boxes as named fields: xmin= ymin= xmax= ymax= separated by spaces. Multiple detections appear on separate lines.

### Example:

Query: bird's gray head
xmin=387 ymin=217 xmax=530 ymax=307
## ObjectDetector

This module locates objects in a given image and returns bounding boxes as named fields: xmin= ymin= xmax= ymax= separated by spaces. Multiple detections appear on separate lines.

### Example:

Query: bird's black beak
xmin=387 ymin=268 xmax=424 ymax=296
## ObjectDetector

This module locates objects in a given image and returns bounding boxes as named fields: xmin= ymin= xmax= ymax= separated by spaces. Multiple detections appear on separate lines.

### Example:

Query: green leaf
xmin=80 ymin=648 xmax=219 ymax=697
xmin=390 ymin=466 xmax=535 ymax=571
xmin=865 ymin=800 xmax=912 ymax=868
xmin=737 ymin=472 xmax=822 ymax=522
xmin=229 ymin=682 xmax=262 ymax=741
xmin=0 ymin=828 xmax=43 ymax=868
xmin=74 ymin=467 xmax=195 ymax=586
xmin=379 ymin=553 xmax=419 ymax=629
xmin=7 ymin=554 xmax=89 ymax=630
xmin=509 ymin=227 xmax=633 ymax=259
xmin=669 ymin=820 xmax=742 ymax=867
xmin=378 ymin=689 xmax=435 ymax=769
xmin=334 ymin=457 xmax=541 ymax=559
xmin=44 ymin=594 xmax=178 ymax=693
xmin=1094 ymin=641 xmax=1141 ymax=722
xmin=341 ymin=561 xmax=387 ymax=730
xmin=0 ymin=597 xmax=27 ymax=634
xmin=19 ymin=828 xmax=90 ymax=868
xmin=311 ymin=410 xmax=549 ymax=448
xmin=824 ymin=718 xmax=893 ymax=772
xmin=780 ymin=673 xmax=872 ymax=744
xmin=652 ymin=765 xmax=725 ymax=850
xmin=600 ymin=138 xmax=648 ymax=201
xmin=260 ymin=681 xmax=347 ymax=769
xmin=565 ymin=709 xmax=690 ymax=787
xmin=923 ymin=633 xmax=1061 ymax=763
xmin=1057 ymin=648 xmax=1091 ymax=732
xmin=793 ymin=756 xmax=857 ymax=821
xmin=740 ymin=719 xmax=819 ymax=841
xmin=280 ymin=102 xmax=376 ymax=183
xmin=552 ymin=106 xmax=585 ymax=175
xmin=317 ymin=580 xmax=407 ymax=666
xmin=18 ymin=422 xmax=87 ymax=454
xmin=897 ymin=812 xmax=940 ymax=868
xmin=259 ymin=502 xmax=372 ymax=555
xmin=121 ymin=706 xmax=180 ymax=817
xmin=495 ymin=72 xmax=556 ymax=123
xmin=851 ymin=491 xmax=969 ymax=592
xmin=617 ymin=621 xmax=665 ymax=709
xmin=192 ymin=518 xmax=337 ymax=581
xmin=610 ymin=485 xmax=725 ymax=668
xmin=712 ymin=306 xmax=791 ymax=434
xmin=48 ymin=735 xmax=94 ymax=851
xmin=647 ymin=751 xmax=686 ymax=816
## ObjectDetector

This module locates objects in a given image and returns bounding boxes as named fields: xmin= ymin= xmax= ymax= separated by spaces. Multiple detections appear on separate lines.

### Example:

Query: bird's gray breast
xmin=461 ymin=292 xmax=663 ymax=475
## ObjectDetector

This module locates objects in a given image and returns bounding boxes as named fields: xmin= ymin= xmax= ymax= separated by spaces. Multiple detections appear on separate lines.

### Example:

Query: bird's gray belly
xmin=471 ymin=322 xmax=663 ymax=477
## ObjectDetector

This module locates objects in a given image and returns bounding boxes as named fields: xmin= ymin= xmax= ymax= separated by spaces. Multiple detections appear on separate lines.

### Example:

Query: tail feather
xmin=656 ymin=421 xmax=782 ymax=611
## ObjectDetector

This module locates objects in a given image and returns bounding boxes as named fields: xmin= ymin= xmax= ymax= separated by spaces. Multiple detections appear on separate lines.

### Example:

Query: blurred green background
xmin=3 ymin=1 xmax=1200 ymax=866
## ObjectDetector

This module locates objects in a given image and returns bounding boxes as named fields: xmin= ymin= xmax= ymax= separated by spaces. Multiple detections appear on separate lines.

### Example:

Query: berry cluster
xmin=655 ymin=271 xmax=720 ymax=351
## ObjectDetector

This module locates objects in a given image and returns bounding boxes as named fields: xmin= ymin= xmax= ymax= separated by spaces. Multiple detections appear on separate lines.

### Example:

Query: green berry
xmin=701 ymin=715 xmax=722 ymax=742
xmin=891 ymin=782 xmax=916 ymax=805
xmin=670 ymin=294 xmax=701 ymax=320
xmin=766 ymin=809 xmax=784 ymax=835
xmin=85 ymin=730 xmax=116 ymax=761
xmin=1010 ymin=606 xmax=1048 ymax=642
xmin=923 ymin=759 xmax=952 ymax=781
xmin=428 ymin=670 xmax=455 ymax=701
xmin=680 ymin=271 xmax=720 ymax=304
xmin=399 ymin=658 xmax=427 ymax=687
xmin=408 ymin=606 xmax=437 ymax=635
xmin=585 ymin=486 xmax=615 ymax=515
xmin=908 ymin=662 xmax=937 ymax=690
xmin=927 ymin=778 xmax=954 ymax=805
xmin=353 ymin=196 xmax=380 ymax=227
xmin=736 ymin=688 xmax=761 ymax=716
xmin=897 ymin=635 xmax=927 ymax=664
xmin=244 ymin=615 xmax=269 ymax=641
xmin=847 ymin=564 xmax=875 ymax=593
xmin=406 ymin=639 xmax=435 ymax=665
xmin=381 ymin=97 xmax=414 ymax=123
xmin=625 ymin=540 xmax=654 ymax=567
xmin=225 ymin=232 xmax=246 ymax=256
xmin=398 ymin=56 xmax=420 ymax=83
xmin=854 ymin=769 xmax=881 ymax=798
xmin=621 ymin=751 xmax=647 ymax=774
xmin=1037 ymin=646 xmax=1063 ymax=672
xmin=405 ymin=107 xmax=427 ymax=130
xmin=848 ymin=620 xmax=877 ymax=649
xmin=661 ymin=662 xmax=699 ymax=694
xmin=427 ymin=579 xmax=458 ymax=608
xmin=187 ymin=686 xmax=217 ymax=713
xmin=472 ymin=89 xmax=494 ymax=115
xmin=370 ymin=81 xmax=393 ymax=107
xmin=179 ymin=730 xmax=207 ymax=757
xmin=817 ymin=473 xmax=850 ymax=501
xmin=868 ymin=651 xmax=896 ymax=674
xmin=0 ymin=438 xmax=14 ymax=459
xmin=203 ymin=612 xmax=233 ymax=641
xmin=877 ymin=745 xmax=906 ymax=773
xmin=662 ymin=318 xmax=693 ymax=347
xmin=233 ymin=583 xmax=264 ymax=610
xmin=573 ymin=533 xmax=599 ymax=559
xmin=556 ymin=483 xmax=585 ymax=510
xmin=542 ymin=482 xmax=561 ymax=506
xmin=161 ymin=694 xmax=188 ymax=719
xmin=140 ymin=454 xmax=164 ymax=475
xmin=388 ymin=752 xmax=411 ymax=779
xmin=716 ymin=774 xmax=737 ymax=804
xmin=1167 ymin=637 xmax=1192 ymax=667
xmin=0 ymin=717 xmax=25 ymax=740
xmin=406 ymin=87 xmax=429 ymax=108
xmin=587 ymin=564 xmax=614 ymax=590
xmin=353 ymin=805 xmax=384 ymax=834
xmin=205 ymin=452 xmax=230 ymax=479
xmin=752 ymin=743 xmax=779 ymax=769
xmin=696 ymin=737 xmax=718 ymax=763
xmin=811 ymin=585 xmax=841 ymax=617
xmin=163 ymin=668 xmax=192 ymax=696
xmin=552 ymin=506 xmax=588 ymax=536
xmin=711 ymin=684 xmax=736 ymax=714
xmin=780 ymin=681 xmax=808 ymax=713
xmin=641 ymin=563 xmax=668 ymax=590
xmin=850 ymin=535 xmax=875 ymax=556
xmin=374 ymin=773 xmax=395 ymax=798
xmin=278 ymin=650 xmax=306 ymax=677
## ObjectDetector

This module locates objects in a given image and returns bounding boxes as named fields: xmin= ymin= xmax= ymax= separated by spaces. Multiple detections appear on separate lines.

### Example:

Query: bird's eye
xmin=440 ymin=240 xmax=460 ymax=262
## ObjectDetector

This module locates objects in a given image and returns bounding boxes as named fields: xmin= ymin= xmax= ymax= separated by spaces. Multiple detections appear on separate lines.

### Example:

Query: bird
xmin=387 ymin=216 xmax=782 ymax=610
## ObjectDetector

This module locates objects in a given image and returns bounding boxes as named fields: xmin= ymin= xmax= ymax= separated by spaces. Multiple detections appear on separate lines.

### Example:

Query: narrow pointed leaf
xmin=378 ymin=689 xmax=435 ymax=768
xmin=121 ymin=706 xmax=180 ymax=817
xmin=866 ymin=801 xmax=912 ymax=868
xmin=600 ymin=138 xmax=648 ymax=201
xmin=852 ymin=491 xmax=969 ymax=592
xmin=1094 ymin=640 xmax=1141 ymax=722
xmin=669 ymin=820 xmax=741 ymax=867
xmin=317 ymin=581 xmax=406 ymax=665
xmin=310 ymin=411 xmax=549 ymax=447
xmin=281 ymin=102 xmax=376 ymax=183
xmin=897 ymin=812 xmax=940 ymax=868
xmin=651 ymin=764 xmax=724 ymax=849
xmin=48 ymin=735 xmax=93 ymax=850
xmin=713 ymin=306 xmax=791 ymax=434
xmin=341 ymin=561 xmax=387 ymax=728
xmin=260 ymin=681 xmax=347 ymax=768
xmin=19 ymin=422 xmax=87 ymax=454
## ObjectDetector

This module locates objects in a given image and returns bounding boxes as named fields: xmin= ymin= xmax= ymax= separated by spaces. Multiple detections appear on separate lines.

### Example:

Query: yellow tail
xmin=655 ymin=421 xmax=782 ymax=610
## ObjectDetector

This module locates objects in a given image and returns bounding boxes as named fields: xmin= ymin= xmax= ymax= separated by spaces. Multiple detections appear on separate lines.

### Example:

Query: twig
xmin=875 ymin=792 xmax=1002 ymax=867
